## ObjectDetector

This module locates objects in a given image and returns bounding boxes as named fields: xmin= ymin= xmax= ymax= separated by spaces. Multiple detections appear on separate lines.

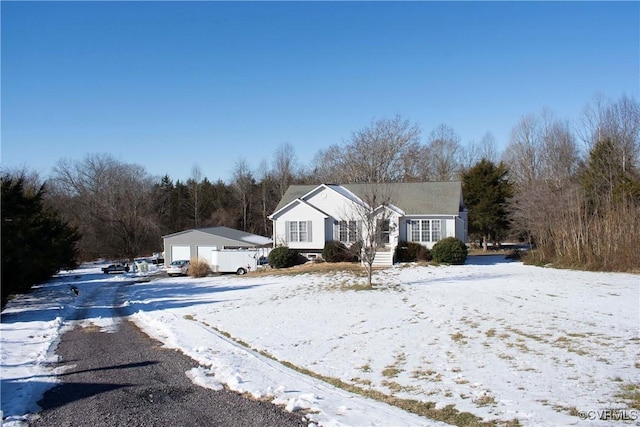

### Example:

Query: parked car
xmin=167 ymin=260 xmax=190 ymax=276
xmin=102 ymin=263 xmax=130 ymax=274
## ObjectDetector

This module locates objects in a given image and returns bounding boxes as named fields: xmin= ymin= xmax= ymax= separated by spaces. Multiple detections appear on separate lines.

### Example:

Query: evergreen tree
xmin=153 ymin=174 xmax=175 ymax=235
xmin=580 ymin=137 xmax=640 ymax=211
xmin=1 ymin=174 xmax=80 ymax=307
xmin=462 ymin=159 xmax=514 ymax=250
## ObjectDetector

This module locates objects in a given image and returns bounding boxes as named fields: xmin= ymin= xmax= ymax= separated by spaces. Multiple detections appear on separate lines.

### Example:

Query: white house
xmin=268 ymin=182 xmax=468 ymax=265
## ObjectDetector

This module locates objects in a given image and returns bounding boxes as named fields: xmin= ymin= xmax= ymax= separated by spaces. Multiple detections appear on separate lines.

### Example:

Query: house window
xmin=338 ymin=220 xmax=359 ymax=243
xmin=410 ymin=220 xmax=441 ymax=243
xmin=299 ymin=221 xmax=308 ymax=241
xmin=287 ymin=221 xmax=312 ymax=242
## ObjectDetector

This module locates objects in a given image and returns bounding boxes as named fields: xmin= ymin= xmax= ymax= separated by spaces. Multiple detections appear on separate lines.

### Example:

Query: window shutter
xmin=357 ymin=220 xmax=363 ymax=240
xmin=307 ymin=220 xmax=313 ymax=242
xmin=333 ymin=221 xmax=339 ymax=240
xmin=285 ymin=221 xmax=290 ymax=242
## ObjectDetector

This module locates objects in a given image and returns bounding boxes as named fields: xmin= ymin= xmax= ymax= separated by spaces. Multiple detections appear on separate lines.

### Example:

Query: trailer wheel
xmin=236 ymin=267 xmax=247 ymax=275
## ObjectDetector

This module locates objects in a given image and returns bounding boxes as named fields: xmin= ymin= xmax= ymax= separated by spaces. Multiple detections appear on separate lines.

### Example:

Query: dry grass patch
xmin=188 ymin=257 xmax=212 ymax=278
xmin=473 ymin=393 xmax=497 ymax=406
xmin=450 ymin=332 xmax=468 ymax=344
xmin=207 ymin=326 xmax=522 ymax=426
xmin=553 ymin=336 xmax=590 ymax=356
xmin=324 ymin=280 xmax=378 ymax=292
xmin=252 ymin=261 xmax=368 ymax=277
xmin=506 ymin=327 xmax=547 ymax=342
xmin=618 ymin=383 xmax=640 ymax=409
xmin=382 ymin=379 xmax=421 ymax=393
xmin=351 ymin=377 xmax=373 ymax=386
xmin=382 ymin=367 xmax=402 ymax=378
xmin=359 ymin=363 xmax=372 ymax=373
xmin=412 ymin=368 xmax=443 ymax=382
xmin=383 ymin=352 xmax=408 ymax=378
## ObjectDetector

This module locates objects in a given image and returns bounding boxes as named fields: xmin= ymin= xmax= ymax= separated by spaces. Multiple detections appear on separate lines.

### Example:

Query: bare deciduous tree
xmin=506 ymin=97 xmax=640 ymax=271
xmin=272 ymin=142 xmax=298 ymax=198
xmin=231 ymin=159 xmax=255 ymax=232
xmin=425 ymin=124 xmax=463 ymax=181
xmin=186 ymin=164 xmax=203 ymax=228
xmin=579 ymin=94 xmax=640 ymax=175
xmin=460 ymin=132 xmax=501 ymax=171
xmin=343 ymin=183 xmax=396 ymax=288
xmin=503 ymin=114 xmax=541 ymax=186
xmin=257 ymin=159 xmax=273 ymax=236
xmin=51 ymin=153 xmax=160 ymax=261
xmin=539 ymin=113 xmax=580 ymax=184
xmin=312 ymin=115 xmax=421 ymax=183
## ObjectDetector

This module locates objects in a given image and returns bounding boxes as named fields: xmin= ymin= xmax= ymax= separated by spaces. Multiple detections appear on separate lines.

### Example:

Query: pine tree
xmin=1 ymin=174 xmax=80 ymax=307
xmin=462 ymin=159 xmax=514 ymax=250
xmin=580 ymin=137 xmax=640 ymax=211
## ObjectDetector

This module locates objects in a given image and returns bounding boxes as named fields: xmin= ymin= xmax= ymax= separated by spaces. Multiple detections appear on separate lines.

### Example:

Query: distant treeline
xmin=2 ymin=94 xmax=638 ymax=287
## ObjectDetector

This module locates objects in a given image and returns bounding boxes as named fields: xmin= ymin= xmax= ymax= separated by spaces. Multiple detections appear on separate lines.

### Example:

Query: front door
xmin=379 ymin=219 xmax=390 ymax=246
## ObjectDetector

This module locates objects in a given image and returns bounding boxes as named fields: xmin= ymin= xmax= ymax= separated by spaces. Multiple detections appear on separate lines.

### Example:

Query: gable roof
xmin=272 ymin=182 xmax=464 ymax=216
xmin=267 ymin=189 xmax=332 ymax=220
xmin=163 ymin=226 xmax=272 ymax=246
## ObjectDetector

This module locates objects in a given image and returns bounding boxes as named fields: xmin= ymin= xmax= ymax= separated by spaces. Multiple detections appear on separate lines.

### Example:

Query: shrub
xmin=189 ymin=258 xmax=211 ymax=278
xmin=395 ymin=242 xmax=431 ymax=263
xmin=322 ymin=240 xmax=357 ymax=262
xmin=269 ymin=246 xmax=298 ymax=269
xmin=431 ymin=237 xmax=468 ymax=265
xmin=505 ymin=249 xmax=523 ymax=260
xmin=348 ymin=241 xmax=363 ymax=262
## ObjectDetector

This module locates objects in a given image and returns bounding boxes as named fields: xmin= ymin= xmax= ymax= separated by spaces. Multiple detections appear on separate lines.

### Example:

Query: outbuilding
xmin=163 ymin=226 xmax=272 ymax=266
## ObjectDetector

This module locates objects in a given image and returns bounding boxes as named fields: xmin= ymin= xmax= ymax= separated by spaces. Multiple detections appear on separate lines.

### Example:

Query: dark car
xmin=102 ymin=263 xmax=130 ymax=274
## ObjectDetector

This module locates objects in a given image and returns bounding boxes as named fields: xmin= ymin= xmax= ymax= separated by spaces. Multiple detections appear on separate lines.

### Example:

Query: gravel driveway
xmin=30 ymin=278 xmax=308 ymax=427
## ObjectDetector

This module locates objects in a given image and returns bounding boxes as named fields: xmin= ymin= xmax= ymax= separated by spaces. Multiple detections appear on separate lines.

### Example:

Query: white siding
xmin=445 ymin=218 xmax=455 ymax=238
xmin=273 ymin=202 xmax=326 ymax=250
xmin=197 ymin=246 xmax=217 ymax=261
xmin=305 ymin=187 xmax=361 ymax=219
xmin=404 ymin=216 xmax=461 ymax=249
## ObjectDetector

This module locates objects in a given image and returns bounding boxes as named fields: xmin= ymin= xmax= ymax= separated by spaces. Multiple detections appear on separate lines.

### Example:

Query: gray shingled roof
xmin=273 ymin=182 xmax=464 ymax=216
xmin=163 ymin=226 xmax=272 ymax=245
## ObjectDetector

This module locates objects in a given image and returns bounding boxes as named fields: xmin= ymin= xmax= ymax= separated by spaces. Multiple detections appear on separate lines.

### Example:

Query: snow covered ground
xmin=1 ymin=256 xmax=638 ymax=426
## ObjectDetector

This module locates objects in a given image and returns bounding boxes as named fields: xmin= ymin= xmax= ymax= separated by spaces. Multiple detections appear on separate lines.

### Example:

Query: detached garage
xmin=163 ymin=226 xmax=272 ymax=266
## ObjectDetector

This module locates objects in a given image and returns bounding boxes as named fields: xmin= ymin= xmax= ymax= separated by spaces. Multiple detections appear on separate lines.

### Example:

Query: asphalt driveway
xmin=29 ymin=278 xmax=308 ymax=427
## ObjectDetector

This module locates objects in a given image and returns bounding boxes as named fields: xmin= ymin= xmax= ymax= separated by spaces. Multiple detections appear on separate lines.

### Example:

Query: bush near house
xmin=431 ymin=237 xmax=468 ymax=265
xmin=348 ymin=241 xmax=363 ymax=262
xmin=323 ymin=240 xmax=358 ymax=263
xmin=395 ymin=241 xmax=431 ymax=263
xmin=269 ymin=246 xmax=299 ymax=269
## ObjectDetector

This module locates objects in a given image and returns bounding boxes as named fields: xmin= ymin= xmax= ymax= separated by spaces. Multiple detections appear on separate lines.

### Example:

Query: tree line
xmin=2 ymin=94 xmax=638 ymax=297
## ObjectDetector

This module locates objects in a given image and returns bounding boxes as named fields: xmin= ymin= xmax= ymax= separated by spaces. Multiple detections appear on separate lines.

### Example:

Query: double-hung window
xmin=338 ymin=220 xmax=359 ymax=243
xmin=410 ymin=219 xmax=441 ymax=243
xmin=334 ymin=221 xmax=361 ymax=243
xmin=286 ymin=221 xmax=312 ymax=242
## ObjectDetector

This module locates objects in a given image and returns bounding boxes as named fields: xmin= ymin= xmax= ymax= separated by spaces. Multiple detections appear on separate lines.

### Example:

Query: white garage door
xmin=171 ymin=246 xmax=191 ymax=262
xmin=197 ymin=246 xmax=217 ymax=262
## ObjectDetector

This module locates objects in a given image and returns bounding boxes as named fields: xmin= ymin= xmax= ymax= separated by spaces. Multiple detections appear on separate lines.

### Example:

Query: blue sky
xmin=2 ymin=1 xmax=638 ymax=183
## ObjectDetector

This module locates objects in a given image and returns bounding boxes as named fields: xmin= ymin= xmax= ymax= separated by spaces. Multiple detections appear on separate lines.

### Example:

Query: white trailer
xmin=210 ymin=249 xmax=266 ymax=275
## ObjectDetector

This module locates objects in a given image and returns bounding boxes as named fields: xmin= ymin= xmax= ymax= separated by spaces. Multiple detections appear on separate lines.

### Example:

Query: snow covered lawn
xmin=2 ymin=256 xmax=639 ymax=426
